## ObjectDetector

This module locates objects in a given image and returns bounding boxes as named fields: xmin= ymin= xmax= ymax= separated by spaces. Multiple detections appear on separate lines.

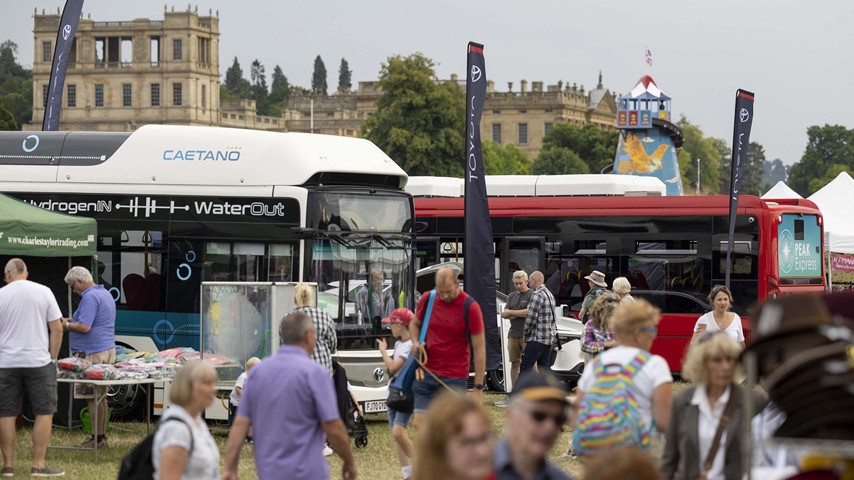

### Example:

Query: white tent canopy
xmin=762 ymin=181 xmax=802 ymax=199
xmin=808 ymin=171 xmax=854 ymax=254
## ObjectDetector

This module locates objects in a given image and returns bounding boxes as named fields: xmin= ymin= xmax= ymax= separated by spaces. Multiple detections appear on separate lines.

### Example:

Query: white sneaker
xmin=322 ymin=445 xmax=333 ymax=457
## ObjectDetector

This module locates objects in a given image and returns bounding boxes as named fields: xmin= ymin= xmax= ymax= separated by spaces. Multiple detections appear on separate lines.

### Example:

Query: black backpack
xmin=117 ymin=417 xmax=193 ymax=480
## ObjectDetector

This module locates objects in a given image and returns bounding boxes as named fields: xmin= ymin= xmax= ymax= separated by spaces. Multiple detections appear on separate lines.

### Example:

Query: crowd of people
xmin=2 ymin=258 xmax=853 ymax=479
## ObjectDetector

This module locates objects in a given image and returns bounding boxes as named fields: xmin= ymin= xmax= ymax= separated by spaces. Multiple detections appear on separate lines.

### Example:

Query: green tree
xmin=362 ymin=53 xmax=465 ymax=176
xmin=249 ymin=59 xmax=268 ymax=114
xmin=267 ymin=65 xmax=290 ymax=115
xmin=713 ymin=137 xmax=732 ymax=194
xmin=482 ymin=141 xmax=530 ymax=175
xmin=312 ymin=55 xmax=328 ymax=96
xmin=0 ymin=40 xmax=32 ymax=128
xmin=789 ymin=124 xmax=854 ymax=196
xmin=531 ymin=147 xmax=590 ymax=175
xmin=762 ymin=158 xmax=788 ymax=191
xmin=338 ymin=58 xmax=352 ymax=93
xmin=742 ymin=142 xmax=767 ymax=196
xmin=675 ymin=117 xmax=722 ymax=194
xmin=0 ymin=99 xmax=17 ymax=131
xmin=224 ymin=56 xmax=250 ymax=98
xmin=541 ymin=123 xmax=618 ymax=173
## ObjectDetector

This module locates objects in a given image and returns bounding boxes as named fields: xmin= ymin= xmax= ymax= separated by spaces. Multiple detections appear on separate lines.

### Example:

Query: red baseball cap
xmin=382 ymin=308 xmax=413 ymax=327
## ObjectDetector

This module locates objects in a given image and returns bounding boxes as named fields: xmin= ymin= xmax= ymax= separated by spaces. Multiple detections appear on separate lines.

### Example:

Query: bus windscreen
xmin=778 ymin=214 xmax=822 ymax=278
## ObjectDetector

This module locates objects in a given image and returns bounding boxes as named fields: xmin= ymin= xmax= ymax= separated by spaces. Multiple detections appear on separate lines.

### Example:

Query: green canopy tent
xmin=0 ymin=193 xmax=98 ymax=427
xmin=0 ymin=193 xmax=96 ymax=257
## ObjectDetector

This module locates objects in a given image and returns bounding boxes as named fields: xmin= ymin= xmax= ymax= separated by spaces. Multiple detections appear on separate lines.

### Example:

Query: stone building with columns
xmin=480 ymin=74 xmax=616 ymax=159
xmin=27 ymin=6 xmax=283 ymax=132
xmin=284 ymin=74 xmax=617 ymax=160
xmin=27 ymin=7 xmax=616 ymax=160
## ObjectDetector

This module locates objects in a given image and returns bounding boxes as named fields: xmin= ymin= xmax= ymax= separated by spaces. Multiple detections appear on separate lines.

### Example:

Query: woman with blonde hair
xmin=153 ymin=361 xmax=220 ymax=479
xmin=580 ymin=291 xmax=620 ymax=363
xmin=661 ymin=333 xmax=763 ymax=480
xmin=576 ymin=300 xmax=673 ymax=435
xmin=293 ymin=283 xmax=337 ymax=375
xmin=414 ymin=393 xmax=493 ymax=480
xmin=612 ymin=277 xmax=634 ymax=303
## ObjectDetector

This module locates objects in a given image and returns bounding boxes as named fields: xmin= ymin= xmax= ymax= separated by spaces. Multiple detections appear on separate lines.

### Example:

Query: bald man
xmin=409 ymin=267 xmax=485 ymax=426
xmin=519 ymin=271 xmax=558 ymax=376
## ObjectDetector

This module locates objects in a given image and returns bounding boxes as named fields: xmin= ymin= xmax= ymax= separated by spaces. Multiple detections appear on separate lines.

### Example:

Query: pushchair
xmin=332 ymin=361 xmax=369 ymax=448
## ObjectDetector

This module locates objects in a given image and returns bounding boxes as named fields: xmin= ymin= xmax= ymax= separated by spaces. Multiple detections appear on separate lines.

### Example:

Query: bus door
xmin=501 ymin=238 xmax=544 ymax=295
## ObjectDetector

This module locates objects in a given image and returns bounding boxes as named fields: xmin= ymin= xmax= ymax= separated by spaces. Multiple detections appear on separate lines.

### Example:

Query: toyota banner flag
xmin=463 ymin=42 xmax=501 ymax=372
xmin=725 ymin=89 xmax=755 ymax=288
xmin=42 ymin=0 xmax=84 ymax=131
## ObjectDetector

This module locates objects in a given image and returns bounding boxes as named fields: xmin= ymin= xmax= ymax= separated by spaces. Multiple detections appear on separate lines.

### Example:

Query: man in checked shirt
xmin=519 ymin=271 xmax=557 ymax=375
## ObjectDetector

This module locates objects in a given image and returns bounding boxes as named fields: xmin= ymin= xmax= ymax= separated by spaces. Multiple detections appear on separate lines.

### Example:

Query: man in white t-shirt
xmin=576 ymin=300 xmax=673 ymax=434
xmin=0 ymin=259 xmax=65 ymax=477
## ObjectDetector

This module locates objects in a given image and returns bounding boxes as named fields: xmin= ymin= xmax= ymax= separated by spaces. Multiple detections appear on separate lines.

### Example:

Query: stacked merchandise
xmin=56 ymin=358 xmax=117 ymax=380
xmin=56 ymin=346 xmax=234 ymax=381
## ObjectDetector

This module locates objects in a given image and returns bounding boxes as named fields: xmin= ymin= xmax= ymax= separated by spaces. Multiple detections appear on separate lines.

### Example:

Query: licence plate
xmin=363 ymin=401 xmax=387 ymax=413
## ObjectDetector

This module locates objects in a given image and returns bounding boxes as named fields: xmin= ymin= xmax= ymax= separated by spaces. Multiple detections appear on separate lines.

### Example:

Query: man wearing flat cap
xmin=493 ymin=371 xmax=574 ymax=480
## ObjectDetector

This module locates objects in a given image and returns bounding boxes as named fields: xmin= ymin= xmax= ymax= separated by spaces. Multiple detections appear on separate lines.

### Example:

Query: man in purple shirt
xmin=61 ymin=266 xmax=116 ymax=449
xmin=223 ymin=311 xmax=357 ymax=480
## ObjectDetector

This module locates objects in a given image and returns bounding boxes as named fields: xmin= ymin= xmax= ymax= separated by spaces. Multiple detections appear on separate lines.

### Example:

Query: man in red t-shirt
xmin=409 ymin=267 xmax=485 ymax=426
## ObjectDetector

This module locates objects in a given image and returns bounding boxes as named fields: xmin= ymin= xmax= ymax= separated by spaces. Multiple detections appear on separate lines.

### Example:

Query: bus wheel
xmin=486 ymin=368 xmax=506 ymax=393
xmin=107 ymin=342 xmax=146 ymax=420
xmin=107 ymin=382 xmax=145 ymax=420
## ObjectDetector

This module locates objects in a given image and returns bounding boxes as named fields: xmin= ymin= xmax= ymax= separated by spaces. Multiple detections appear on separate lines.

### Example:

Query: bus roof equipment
xmin=405 ymin=174 xmax=666 ymax=198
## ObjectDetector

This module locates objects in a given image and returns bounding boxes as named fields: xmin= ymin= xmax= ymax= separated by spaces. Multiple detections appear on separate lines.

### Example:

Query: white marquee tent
xmin=761 ymin=181 xmax=802 ymax=199
xmin=808 ymin=172 xmax=854 ymax=254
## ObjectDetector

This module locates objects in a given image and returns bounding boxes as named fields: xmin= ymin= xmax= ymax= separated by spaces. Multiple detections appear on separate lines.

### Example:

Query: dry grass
xmin=7 ymin=392 xmax=583 ymax=479
xmin=12 ymin=383 xmax=695 ymax=478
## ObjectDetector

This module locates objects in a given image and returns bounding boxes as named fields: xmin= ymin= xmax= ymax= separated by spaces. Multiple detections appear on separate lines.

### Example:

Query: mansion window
xmin=173 ymin=83 xmax=183 ymax=106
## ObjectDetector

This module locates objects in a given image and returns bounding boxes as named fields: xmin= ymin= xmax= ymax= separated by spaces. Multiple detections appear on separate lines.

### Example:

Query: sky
xmin=5 ymin=0 xmax=853 ymax=165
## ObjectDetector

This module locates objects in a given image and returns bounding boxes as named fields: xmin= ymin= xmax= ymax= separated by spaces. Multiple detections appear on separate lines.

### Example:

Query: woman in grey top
xmin=153 ymin=361 xmax=220 ymax=480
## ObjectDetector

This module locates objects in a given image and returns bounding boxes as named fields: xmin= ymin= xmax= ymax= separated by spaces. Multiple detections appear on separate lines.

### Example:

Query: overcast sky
xmin=5 ymin=0 xmax=853 ymax=165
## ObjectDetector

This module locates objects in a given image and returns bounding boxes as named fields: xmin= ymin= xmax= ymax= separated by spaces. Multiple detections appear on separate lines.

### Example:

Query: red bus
xmin=410 ymin=177 xmax=826 ymax=372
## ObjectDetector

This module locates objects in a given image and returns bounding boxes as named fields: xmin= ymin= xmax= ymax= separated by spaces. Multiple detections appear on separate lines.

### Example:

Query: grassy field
xmin=8 ymin=392 xmax=586 ymax=479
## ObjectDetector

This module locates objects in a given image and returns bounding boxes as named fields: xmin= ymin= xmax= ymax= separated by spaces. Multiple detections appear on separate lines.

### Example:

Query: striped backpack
xmin=572 ymin=350 xmax=651 ymax=462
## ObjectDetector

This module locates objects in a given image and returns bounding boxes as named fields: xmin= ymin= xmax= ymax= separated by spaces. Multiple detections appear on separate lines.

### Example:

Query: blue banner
xmin=463 ymin=42 xmax=500 ymax=371
xmin=42 ymin=0 xmax=84 ymax=131
xmin=725 ymin=89 xmax=755 ymax=288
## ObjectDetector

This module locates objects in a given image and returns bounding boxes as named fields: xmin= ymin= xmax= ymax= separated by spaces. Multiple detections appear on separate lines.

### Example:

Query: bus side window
xmin=99 ymin=229 xmax=165 ymax=311
xmin=269 ymin=244 xmax=294 ymax=282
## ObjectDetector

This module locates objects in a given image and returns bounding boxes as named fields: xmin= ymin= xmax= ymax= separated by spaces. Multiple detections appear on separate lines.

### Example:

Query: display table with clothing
xmin=50 ymin=377 xmax=171 ymax=461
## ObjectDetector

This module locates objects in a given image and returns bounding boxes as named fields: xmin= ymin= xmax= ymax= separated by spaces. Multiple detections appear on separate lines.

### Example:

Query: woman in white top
xmin=661 ymin=332 xmax=763 ymax=480
xmin=577 ymin=300 xmax=673 ymax=434
xmin=692 ymin=286 xmax=744 ymax=346
xmin=153 ymin=361 xmax=220 ymax=480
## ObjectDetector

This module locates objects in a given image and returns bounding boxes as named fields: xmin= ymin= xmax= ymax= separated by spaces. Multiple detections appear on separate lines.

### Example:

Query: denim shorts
xmin=412 ymin=374 xmax=467 ymax=413
xmin=387 ymin=407 xmax=412 ymax=429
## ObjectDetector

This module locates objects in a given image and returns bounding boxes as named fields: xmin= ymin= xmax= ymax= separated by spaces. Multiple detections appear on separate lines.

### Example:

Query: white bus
xmin=0 ymin=125 xmax=415 ymax=417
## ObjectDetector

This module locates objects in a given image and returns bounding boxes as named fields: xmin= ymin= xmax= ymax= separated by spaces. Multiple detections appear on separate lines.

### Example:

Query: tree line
xmin=0 ymin=41 xmax=31 ymax=130
xmin=361 ymin=52 xmax=798 ymax=194
xmin=221 ymin=55 xmax=352 ymax=117
xmin=0 ymin=40 xmax=848 ymax=196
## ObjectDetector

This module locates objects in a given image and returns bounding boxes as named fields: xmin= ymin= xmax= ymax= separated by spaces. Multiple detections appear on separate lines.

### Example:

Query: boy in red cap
xmin=378 ymin=308 xmax=416 ymax=479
